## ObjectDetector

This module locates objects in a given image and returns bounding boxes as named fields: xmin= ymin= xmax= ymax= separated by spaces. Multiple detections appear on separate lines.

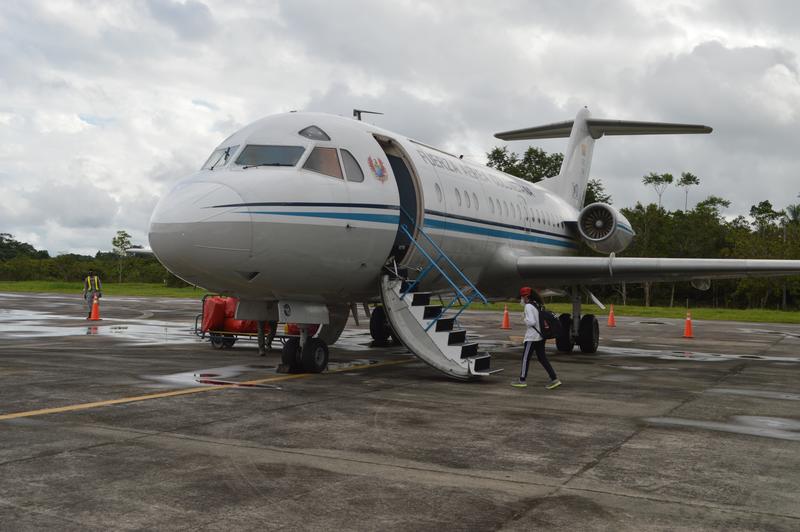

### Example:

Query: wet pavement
xmin=1 ymin=292 xmax=799 ymax=530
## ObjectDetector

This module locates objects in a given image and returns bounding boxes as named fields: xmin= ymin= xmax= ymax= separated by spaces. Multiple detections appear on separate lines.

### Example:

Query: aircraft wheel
xmin=369 ymin=306 xmax=393 ymax=343
xmin=301 ymin=338 xmax=329 ymax=373
xmin=578 ymin=314 xmax=599 ymax=353
xmin=281 ymin=337 xmax=302 ymax=372
xmin=556 ymin=314 xmax=575 ymax=352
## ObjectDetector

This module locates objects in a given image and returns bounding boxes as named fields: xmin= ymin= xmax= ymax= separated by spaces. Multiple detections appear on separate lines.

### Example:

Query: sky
xmin=1 ymin=0 xmax=799 ymax=255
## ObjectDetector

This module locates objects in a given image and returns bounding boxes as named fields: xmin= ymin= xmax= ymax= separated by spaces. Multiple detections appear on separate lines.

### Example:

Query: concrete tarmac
xmin=1 ymin=291 xmax=799 ymax=531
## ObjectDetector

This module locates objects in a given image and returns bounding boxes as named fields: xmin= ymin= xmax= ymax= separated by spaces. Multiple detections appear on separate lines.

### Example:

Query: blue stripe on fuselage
xmin=236 ymin=204 xmax=579 ymax=249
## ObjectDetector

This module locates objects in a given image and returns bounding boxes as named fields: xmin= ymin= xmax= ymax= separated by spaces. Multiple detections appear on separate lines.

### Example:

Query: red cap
xmin=519 ymin=286 xmax=532 ymax=297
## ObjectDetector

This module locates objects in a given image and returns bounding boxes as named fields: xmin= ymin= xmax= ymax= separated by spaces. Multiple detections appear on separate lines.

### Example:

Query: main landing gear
xmin=369 ymin=305 xmax=396 ymax=346
xmin=555 ymin=287 xmax=599 ymax=354
xmin=281 ymin=327 xmax=329 ymax=373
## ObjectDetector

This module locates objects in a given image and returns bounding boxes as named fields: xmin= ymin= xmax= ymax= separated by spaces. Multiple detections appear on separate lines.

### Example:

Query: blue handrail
xmin=394 ymin=209 xmax=488 ymax=331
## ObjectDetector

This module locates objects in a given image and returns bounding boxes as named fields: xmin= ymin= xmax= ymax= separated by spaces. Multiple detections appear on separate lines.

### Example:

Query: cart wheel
xmin=222 ymin=336 xmax=236 ymax=349
xmin=210 ymin=334 xmax=225 ymax=349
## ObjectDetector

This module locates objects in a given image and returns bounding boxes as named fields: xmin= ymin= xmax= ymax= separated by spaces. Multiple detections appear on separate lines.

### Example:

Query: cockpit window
xmin=341 ymin=149 xmax=364 ymax=182
xmin=303 ymin=147 xmax=343 ymax=179
xmin=298 ymin=125 xmax=331 ymax=141
xmin=202 ymin=145 xmax=239 ymax=170
xmin=235 ymin=145 xmax=306 ymax=168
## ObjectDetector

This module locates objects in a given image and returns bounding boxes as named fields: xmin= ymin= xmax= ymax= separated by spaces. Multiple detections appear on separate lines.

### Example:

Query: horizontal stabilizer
xmin=495 ymin=118 xmax=712 ymax=141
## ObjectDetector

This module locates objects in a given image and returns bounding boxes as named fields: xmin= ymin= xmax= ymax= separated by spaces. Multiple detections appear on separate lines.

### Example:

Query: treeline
xmin=0 ymin=233 xmax=186 ymax=286
xmin=488 ymin=147 xmax=800 ymax=310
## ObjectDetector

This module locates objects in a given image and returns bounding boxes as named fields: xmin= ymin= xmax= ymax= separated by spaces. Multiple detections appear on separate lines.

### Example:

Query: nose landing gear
xmin=280 ymin=326 xmax=330 ymax=373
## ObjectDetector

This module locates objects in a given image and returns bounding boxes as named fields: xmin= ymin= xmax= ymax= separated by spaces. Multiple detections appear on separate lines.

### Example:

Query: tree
xmin=486 ymin=146 xmax=563 ymax=183
xmin=784 ymin=204 xmax=800 ymax=225
xmin=112 ymin=230 xmax=132 ymax=283
xmin=641 ymin=172 xmax=673 ymax=208
xmin=749 ymin=201 xmax=784 ymax=233
xmin=584 ymin=178 xmax=612 ymax=206
xmin=676 ymin=172 xmax=700 ymax=211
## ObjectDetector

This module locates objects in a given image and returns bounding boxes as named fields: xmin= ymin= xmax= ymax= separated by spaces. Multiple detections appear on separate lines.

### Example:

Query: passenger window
xmin=455 ymin=188 xmax=462 ymax=207
xmin=303 ymin=147 xmax=343 ymax=179
xmin=489 ymin=197 xmax=494 ymax=214
xmin=503 ymin=201 xmax=509 ymax=217
xmin=472 ymin=193 xmax=479 ymax=211
xmin=465 ymin=191 xmax=471 ymax=208
xmin=341 ymin=149 xmax=363 ymax=182
xmin=435 ymin=183 xmax=443 ymax=202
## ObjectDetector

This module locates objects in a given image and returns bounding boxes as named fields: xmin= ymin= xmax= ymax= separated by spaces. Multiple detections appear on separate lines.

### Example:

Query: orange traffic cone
xmin=607 ymin=304 xmax=616 ymax=327
xmin=89 ymin=294 xmax=101 ymax=321
xmin=683 ymin=310 xmax=693 ymax=338
xmin=501 ymin=304 xmax=511 ymax=330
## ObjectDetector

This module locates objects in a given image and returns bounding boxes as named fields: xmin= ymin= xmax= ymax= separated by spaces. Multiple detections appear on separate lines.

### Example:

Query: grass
xmin=1 ymin=281 xmax=799 ymax=324
xmin=466 ymin=301 xmax=800 ymax=324
xmin=0 ymin=281 xmax=203 ymax=299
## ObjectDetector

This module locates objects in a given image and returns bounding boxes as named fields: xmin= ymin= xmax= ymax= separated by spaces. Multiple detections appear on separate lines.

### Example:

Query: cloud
xmin=0 ymin=0 xmax=798 ymax=256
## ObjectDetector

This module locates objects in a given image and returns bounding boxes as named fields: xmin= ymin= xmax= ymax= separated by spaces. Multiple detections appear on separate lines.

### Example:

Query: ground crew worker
xmin=83 ymin=270 xmax=102 ymax=318
xmin=512 ymin=286 xmax=561 ymax=389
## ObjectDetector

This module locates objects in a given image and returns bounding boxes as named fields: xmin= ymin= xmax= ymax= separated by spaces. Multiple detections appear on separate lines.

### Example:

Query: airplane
xmin=148 ymin=107 xmax=800 ymax=380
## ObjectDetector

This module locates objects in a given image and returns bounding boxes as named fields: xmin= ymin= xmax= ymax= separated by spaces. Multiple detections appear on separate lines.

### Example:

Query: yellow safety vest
xmin=86 ymin=276 xmax=100 ymax=291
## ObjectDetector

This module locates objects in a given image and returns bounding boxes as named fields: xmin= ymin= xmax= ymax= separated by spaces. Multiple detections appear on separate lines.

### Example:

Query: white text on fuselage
xmin=416 ymin=149 xmax=535 ymax=197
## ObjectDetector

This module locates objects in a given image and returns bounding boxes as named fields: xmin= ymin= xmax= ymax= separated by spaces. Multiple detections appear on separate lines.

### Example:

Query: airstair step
xmin=459 ymin=342 xmax=479 ymax=359
xmin=411 ymin=292 xmax=431 ymax=307
xmin=447 ymin=330 xmax=466 ymax=345
xmin=435 ymin=318 xmax=455 ymax=332
xmin=423 ymin=305 xmax=443 ymax=320
xmin=471 ymin=354 xmax=492 ymax=373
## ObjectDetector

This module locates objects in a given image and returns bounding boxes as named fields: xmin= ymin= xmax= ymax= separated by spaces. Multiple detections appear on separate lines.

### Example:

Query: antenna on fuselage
xmin=353 ymin=109 xmax=383 ymax=121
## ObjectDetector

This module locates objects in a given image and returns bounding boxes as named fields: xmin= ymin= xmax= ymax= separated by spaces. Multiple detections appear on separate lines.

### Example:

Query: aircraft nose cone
xmin=148 ymin=181 xmax=252 ymax=288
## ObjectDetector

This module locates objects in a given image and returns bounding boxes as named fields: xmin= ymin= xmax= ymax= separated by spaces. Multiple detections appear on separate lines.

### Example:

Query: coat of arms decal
xmin=368 ymin=156 xmax=388 ymax=182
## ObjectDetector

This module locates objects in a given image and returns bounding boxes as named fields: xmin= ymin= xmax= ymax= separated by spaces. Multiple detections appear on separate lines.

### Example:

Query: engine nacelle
xmin=577 ymin=202 xmax=635 ymax=254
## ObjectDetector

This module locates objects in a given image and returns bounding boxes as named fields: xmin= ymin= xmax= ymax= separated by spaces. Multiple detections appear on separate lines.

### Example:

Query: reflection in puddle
xmin=599 ymin=346 xmax=800 ymax=364
xmin=707 ymin=388 xmax=800 ymax=401
xmin=645 ymin=415 xmax=800 ymax=441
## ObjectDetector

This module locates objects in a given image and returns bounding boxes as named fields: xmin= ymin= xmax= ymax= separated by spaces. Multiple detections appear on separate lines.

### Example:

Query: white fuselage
xmin=148 ymin=112 xmax=580 ymax=303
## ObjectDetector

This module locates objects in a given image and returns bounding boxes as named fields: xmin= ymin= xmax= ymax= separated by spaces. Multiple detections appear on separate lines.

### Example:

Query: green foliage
xmin=486 ymin=146 xmax=563 ymax=183
xmin=677 ymin=171 xmax=700 ymax=210
xmin=0 ymin=233 xmax=49 ymax=260
xmin=641 ymin=172 xmax=674 ymax=208
xmin=584 ymin=179 xmax=612 ymax=206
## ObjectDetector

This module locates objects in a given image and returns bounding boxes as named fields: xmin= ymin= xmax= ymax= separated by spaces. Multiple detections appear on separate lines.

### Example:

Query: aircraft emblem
xmin=368 ymin=157 xmax=388 ymax=182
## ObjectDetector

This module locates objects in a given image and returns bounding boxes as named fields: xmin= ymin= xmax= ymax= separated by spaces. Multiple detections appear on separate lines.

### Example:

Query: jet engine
xmin=577 ymin=202 xmax=635 ymax=254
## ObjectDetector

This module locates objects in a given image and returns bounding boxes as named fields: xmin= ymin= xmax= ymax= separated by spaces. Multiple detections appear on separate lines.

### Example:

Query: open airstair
xmin=380 ymin=224 xmax=502 ymax=380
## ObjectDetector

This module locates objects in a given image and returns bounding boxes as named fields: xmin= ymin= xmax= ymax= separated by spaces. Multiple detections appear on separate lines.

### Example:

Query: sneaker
xmin=545 ymin=379 xmax=562 ymax=390
xmin=511 ymin=380 xmax=527 ymax=388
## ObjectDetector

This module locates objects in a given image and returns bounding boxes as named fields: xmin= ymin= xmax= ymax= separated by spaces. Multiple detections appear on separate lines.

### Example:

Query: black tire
xmin=556 ymin=314 xmax=575 ymax=353
xmin=578 ymin=314 xmax=599 ymax=353
xmin=369 ymin=305 xmax=393 ymax=343
xmin=221 ymin=336 xmax=236 ymax=349
xmin=301 ymin=338 xmax=329 ymax=373
xmin=281 ymin=337 xmax=302 ymax=372
xmin=210 ymin=333 xmax=225 ymax=349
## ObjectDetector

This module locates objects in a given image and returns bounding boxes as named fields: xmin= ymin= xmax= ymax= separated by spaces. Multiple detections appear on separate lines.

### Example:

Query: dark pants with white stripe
xmin=520 ymin=340 xmax=557 ymax=381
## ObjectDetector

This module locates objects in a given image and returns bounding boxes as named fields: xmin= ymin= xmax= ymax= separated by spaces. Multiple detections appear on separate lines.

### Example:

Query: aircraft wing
xmin=517 ymin=256 xmax=800 ymax=285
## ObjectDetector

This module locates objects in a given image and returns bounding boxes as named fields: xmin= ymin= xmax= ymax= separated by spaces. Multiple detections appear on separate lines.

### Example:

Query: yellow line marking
xmin=0 ymin=357 xmax=415 ymax=422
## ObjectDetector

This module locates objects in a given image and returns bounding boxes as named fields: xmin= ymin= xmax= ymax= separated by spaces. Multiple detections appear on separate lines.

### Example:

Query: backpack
xmin=533 ymin=302 xmax=562 ymax=340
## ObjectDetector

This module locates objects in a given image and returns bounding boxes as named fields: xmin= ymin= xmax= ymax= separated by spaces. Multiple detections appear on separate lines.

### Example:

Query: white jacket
xmin=523 ymin=302 xmax=542 ymax=342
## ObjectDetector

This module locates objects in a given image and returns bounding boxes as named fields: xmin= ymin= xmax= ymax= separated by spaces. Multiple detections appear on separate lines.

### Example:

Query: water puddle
xmin=645 ymin=415 xmax=800 ymax=441
xmin=706 ymin=388 xmax=800 ymax=401
xmin=598 ymin=346 xmax=800 ymax=364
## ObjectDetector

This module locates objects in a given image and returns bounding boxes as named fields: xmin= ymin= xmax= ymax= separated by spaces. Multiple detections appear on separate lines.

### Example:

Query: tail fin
xmin=494 ymin=108 xmax=712 ymax=210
